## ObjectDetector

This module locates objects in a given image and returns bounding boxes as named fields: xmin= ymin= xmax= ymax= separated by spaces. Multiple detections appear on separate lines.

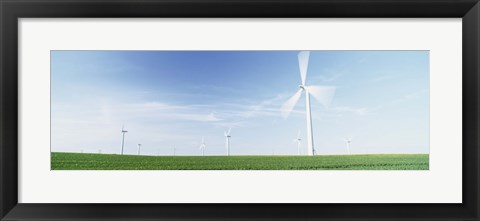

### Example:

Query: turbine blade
xmin=307 ymin=85 xmax=336 ymax=108
xmin=297 ymin=130 xmax=301 ymax=139
xmin=281 ymin=89 xmax=302 ymax=119
xmin=298 ymin=51 xmax=310 ymax=85
xmin=227 ymin=127 xmax=231 ymax=135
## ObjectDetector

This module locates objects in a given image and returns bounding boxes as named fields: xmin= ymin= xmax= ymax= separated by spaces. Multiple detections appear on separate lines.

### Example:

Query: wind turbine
xmin=224 ymin=128 xmax=231 ymax=156
xmin=120 ymin=125 xmax=128 ymax=155
xmin=281 ymin=51 xmax=336 ymax=156
xmin=293 ymin=131 xmax=302 ymax=155
xmin=199 ymin=136 xmax=206 ymax=156
xmin=137 ymin=144 xmax=142 ymax=155
xmin=343 ymin=137 xmax=352 ymax=154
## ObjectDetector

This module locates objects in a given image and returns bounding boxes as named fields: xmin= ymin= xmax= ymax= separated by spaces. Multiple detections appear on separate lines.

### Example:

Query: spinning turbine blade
xmin=227 ymin=128 xmax=231 ymax=136
xmin=297 ymin=130 xmax=301 ymax=139
xmin=281 ymin=89 xmax=302 ymax=119
xmin=306 ymin=85 xmax=336 ymax=108
xmin=298 ymin=51 xmax=310 ymax=85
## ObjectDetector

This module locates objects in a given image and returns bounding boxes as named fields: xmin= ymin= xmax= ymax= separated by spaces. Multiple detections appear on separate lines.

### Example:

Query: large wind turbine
xmin=224 ymin=128 xmax=231 ymax=156
xmin=293 ymin=131 xmax=302 ymax=155
xmin=281 ymin=51 xmax=336 ymax=156
xmin=120 ymin=126 xmax=128 ymax=155
xmin=344 ymin=137 xmax=352 ymax=154
xmin=199 ymin=136 xmax=206 ymax=156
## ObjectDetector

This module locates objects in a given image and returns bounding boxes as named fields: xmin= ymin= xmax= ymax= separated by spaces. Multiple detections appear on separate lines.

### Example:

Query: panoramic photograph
xmin=51 ymin=50 xmax=429 ymax=170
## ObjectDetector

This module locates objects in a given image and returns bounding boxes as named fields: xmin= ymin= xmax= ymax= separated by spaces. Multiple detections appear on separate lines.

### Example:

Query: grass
xmin=51 ymin=152 xmax=429 ymax=170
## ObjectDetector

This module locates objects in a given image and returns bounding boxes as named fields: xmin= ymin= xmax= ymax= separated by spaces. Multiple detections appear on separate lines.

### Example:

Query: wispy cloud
xmin=330 ymin=106 xmax=372 ymax=116
xmin=192 ymin=84 xmax=241 ymax=94
xmin=390 ymin=89 xmax=428 ymax=105
xmin=370 ymin=74 xmax=397 ymax=82
xmin=126 ymin=102 xmax=223 ymax=122
xmin=316 ymin=73 xmax=343 ymax=83
xmin=238 ymin=93 xmax=286 ymax=118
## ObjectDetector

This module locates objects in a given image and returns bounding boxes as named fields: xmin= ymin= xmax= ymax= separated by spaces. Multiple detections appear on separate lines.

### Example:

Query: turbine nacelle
xmin=224 ymin=128 xmax=232 ymax=138
xmin=344 ymin=137 xmax=352 ymax=143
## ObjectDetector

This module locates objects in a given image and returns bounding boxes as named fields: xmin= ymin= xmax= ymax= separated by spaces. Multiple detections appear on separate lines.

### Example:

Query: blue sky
xmin=51 ymin=50 xmax=429 ymax=156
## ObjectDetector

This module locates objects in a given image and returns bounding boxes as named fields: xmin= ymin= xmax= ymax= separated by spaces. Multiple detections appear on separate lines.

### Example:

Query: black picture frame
xmin=1 ymin=0 xmax=479 ymax=220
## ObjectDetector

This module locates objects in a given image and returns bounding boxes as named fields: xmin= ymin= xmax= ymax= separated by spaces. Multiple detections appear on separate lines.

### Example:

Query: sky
xmin=51 ymin=50 xmax=429 ymax=156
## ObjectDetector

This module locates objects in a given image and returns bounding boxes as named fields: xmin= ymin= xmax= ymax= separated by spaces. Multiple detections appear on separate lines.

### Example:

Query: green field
xmin=51 ymin=152 xmax=428 ymax=170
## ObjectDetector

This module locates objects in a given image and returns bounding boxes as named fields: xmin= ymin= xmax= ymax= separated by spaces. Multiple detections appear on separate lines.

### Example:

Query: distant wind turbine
xmin=120 ymin=125 xmax=128 ymax=155
xmin=224 ymin=128 xmax=231 ymax=156
xmin=293 ymin=131 xmax=302 ymax=155
xmin=199 ymin=136 xmax=206 ymax=156
xmin=344 ymin=137 xmax=352 ymax=154
xmin=137 ymin=144 xmax=142 ymax=155
xmin=281 ymin=51 xmax=336 ymax=156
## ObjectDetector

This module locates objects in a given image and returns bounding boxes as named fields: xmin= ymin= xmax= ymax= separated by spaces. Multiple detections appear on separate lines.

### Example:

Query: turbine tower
xmin=293 ymin=131 xmax=302 ymax=155
xmin=224 ymin=128 xmax=231 ymax=156
xmin=137 ymin=144 xmax=142 ymax=155
xmin=120 ymin=125 xmax=128 ymax=155
xmin=281 ymin=51 xmax=336 ymax=156
xmin=344 ymin=137 xmax=352 ymax=154
xmin=199 ymin=136 xmax=206 ymax=156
